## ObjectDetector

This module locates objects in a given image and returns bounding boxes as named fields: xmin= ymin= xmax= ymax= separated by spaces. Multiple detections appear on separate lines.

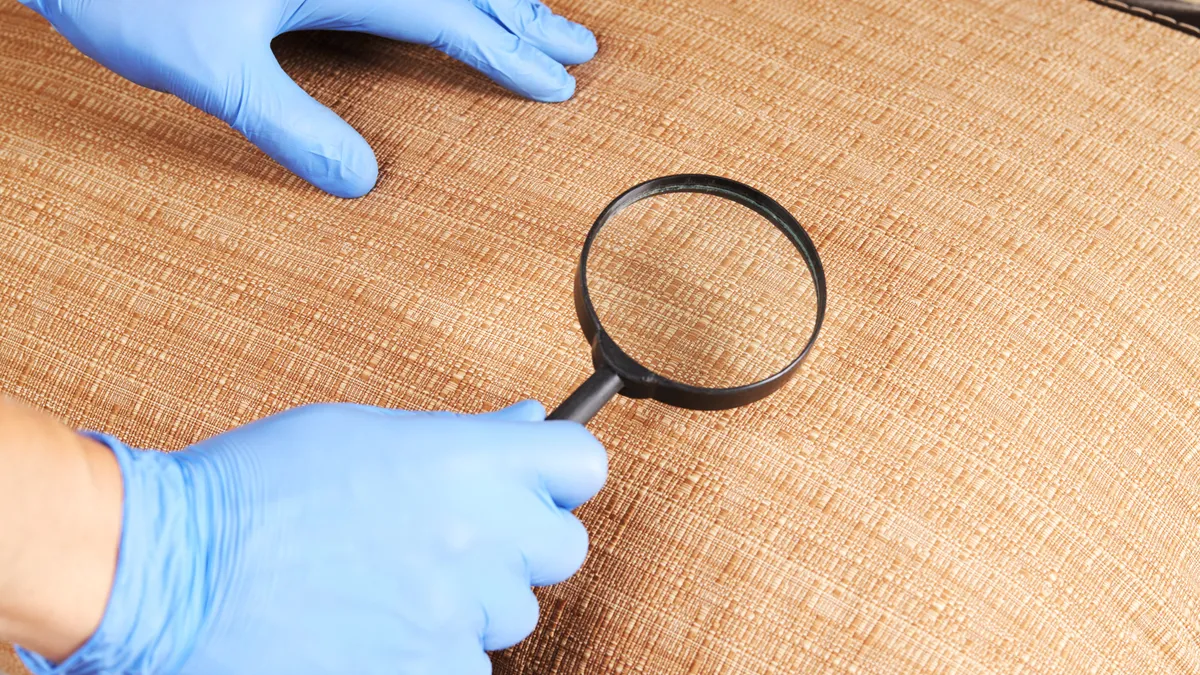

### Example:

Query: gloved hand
xmin=15 ymin=0 xmax=597 ymax=198
xmin=16 ymin=400 xmax=607 ymax=675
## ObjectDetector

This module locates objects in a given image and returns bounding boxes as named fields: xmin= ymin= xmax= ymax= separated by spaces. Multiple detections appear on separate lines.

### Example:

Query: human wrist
xmin=0 ymin=403 xmax=122 ymax=663
xmin=17 ymin=435 xmax=206 ymax=675
xmin=19 ymin=435 xmax=124 ymax=661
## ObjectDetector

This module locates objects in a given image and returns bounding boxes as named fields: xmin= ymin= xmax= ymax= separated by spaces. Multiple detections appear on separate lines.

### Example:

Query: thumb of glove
xmin=351 ymin=399 xmax=547 ymax=421
xmin=473 ymin=399 xmax=547 ymax=422
xmin=201 ymin=50 xmax=379 ymax=198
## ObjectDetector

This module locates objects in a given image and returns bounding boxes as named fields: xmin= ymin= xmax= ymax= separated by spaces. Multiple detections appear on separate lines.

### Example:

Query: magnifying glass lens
xmin=585 ymin=191 xmax=819 ymax=390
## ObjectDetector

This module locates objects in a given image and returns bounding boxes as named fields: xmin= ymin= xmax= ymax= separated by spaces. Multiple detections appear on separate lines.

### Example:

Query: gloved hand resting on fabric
xmin=15 ymin=0 xmax=597 ymax=197
xmin=10 ymin=399 xmax=607 ymax=675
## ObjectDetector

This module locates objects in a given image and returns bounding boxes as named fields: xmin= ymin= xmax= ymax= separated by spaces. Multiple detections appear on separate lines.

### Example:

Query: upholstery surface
xmin=585 ymin=191 xmax=819 ymax=390
xmin=2 ymin=0 xmax=1200 ymax=672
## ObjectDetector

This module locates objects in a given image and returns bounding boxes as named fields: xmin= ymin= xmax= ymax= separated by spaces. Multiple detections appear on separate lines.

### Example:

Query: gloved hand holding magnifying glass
xmin=1 ymin=1 xmax=827 ymax=669
xmin=1 ymin=174 xmax=822 ymax=675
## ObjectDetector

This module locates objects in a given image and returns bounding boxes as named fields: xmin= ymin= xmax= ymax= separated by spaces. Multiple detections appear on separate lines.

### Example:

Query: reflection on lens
xmin=585 ymin=191 xmax=818 ymax=390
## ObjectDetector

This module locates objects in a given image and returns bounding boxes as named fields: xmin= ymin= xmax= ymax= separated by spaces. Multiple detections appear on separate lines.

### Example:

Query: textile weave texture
xmin=2 ymin=0 xmax=1200 ymax=672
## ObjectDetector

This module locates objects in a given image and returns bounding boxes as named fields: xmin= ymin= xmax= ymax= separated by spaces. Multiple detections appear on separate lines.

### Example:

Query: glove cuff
xmin=17 ymin=433 xmax=205 ymax=675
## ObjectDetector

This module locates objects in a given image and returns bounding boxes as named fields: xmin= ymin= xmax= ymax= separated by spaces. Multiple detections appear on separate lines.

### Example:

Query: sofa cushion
xmin=2 ymin=0 xmax=1199 ymax=672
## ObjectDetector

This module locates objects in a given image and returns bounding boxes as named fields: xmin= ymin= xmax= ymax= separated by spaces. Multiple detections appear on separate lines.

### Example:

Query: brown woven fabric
xmin=586 ymin=191 xmax=818 ymax=389
xmin=2 ymin=0 xmax=1200 ymax=672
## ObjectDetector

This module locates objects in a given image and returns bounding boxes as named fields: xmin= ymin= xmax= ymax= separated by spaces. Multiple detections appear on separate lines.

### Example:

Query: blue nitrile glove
xmin=16 ymin=400 xmax=607 ymax=675
xmin=15 ymin=0 xmax=597 ymax=198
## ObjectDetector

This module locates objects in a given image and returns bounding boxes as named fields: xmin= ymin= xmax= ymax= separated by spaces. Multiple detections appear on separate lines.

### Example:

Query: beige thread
xmin=1090 ymin=0 xmax=1200 ymax=35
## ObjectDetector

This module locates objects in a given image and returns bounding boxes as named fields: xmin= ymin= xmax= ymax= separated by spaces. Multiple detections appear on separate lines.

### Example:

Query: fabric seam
xmin=1089 ymin=0 xmax=1200 ymax=36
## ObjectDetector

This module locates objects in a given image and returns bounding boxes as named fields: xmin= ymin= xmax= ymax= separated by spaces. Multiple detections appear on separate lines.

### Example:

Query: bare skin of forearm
xmin=0 ymin=397 xmax=122 ymax=662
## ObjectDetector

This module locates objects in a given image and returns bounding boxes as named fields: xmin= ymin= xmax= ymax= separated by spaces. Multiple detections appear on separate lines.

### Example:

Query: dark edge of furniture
xmin=1090 ymin=0 xmax=1200 ymax=37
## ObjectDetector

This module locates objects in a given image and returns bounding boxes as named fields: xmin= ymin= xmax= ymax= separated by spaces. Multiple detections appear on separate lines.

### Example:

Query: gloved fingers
xmin=447 ymin=639 xmax=494 ymax=674
xmin=475 ymin=399 xmax=547 ymax=421
xmin=402 ymin=400 xmax=545 ymax=420
xmin=191 ymin=50 xmax=378 ymax=198
xmin=522 ymin=421 xmax=607 ymax=509
xmin=302 ymin=0 xmax=575 ymax=102
xmin=332 ymin=404 xmax=422 ymax=418
xmin=478 ymin=578 xmax=541 ymax=651
xmin=428 ymin=7 xmax=576 ymax=102
xmin=521 ymin=508 xmax=590 ymax=586
xmin=469 ymin=0 xmax=597 ymax=65
xmin=419 ymin=633 xmax=493 ymax=675
xmin=342 ymin=400 xmax=546 ymax=420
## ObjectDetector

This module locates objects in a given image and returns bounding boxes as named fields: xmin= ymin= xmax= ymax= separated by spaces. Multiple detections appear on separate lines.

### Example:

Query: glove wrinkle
xmin=18 ymin=404 xmax=605 ymax=675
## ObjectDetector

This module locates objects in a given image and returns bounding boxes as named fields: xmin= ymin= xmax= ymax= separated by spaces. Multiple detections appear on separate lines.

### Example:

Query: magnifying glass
xmin=548 ymin=174 xmax=826 ymax=423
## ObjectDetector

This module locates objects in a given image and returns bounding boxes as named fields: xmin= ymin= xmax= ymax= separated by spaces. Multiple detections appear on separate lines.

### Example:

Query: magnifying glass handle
xmin=548 ymin=368 xmax=624 ymax=424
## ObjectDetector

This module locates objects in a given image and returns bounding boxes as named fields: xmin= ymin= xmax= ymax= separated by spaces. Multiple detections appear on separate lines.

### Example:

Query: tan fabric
xmin=2 ymin=0 xmax=1200 ymax=672
xmin=586 ymin=191 xmax=819 ymax=389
